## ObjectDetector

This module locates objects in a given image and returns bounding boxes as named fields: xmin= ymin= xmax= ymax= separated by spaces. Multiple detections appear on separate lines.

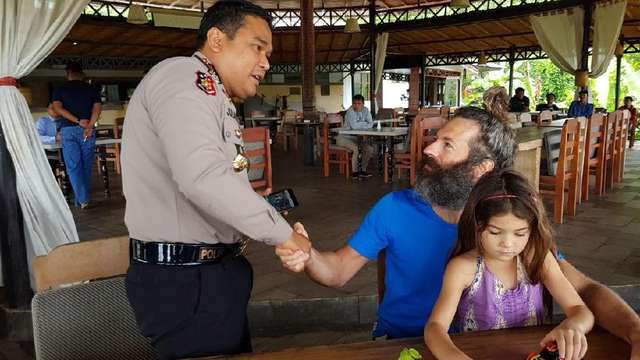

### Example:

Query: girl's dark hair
xmin=453 ymin=169 xmax=555 ymax=283
xmin=196 ymin=0 xmax=272 ymax=49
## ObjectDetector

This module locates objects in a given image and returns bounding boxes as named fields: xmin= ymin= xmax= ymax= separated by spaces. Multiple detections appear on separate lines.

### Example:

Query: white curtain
xmin=374 ymin=32 xmax=389 ymax=95
xmin=530 ymin=7 xmax=584 ymax=75
xmin=0 ymin=0 xmax=88 ymax=285
xmin=591 ymin=0 xmax=627 ymax=78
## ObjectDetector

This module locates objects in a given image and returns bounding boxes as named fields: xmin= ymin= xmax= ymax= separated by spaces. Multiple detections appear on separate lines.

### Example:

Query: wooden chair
xmin=275 ymin=109 xmax=299 ymax=151
xmin=249 ymin=110 xmax=266 ymax=128
xmin=603 ymin=111 xmax=620 ymax=192
xmin=31 ymin=236 xmax=156 ymax=359
xmin=416 ymin=116 xmax=447 ymax=166
xmin=321 ymin=113 xmax=352 ymax=178
xmin=538 ymin=110 xmax=553 ymax=124
xmin=98 ymin=116 xmax=124 ymax=175
xmin=376 ymin=108 xmax=397 ymax=126
xmin=241 ymin=127 xmax=272 ymax=192
xmin=382 ymin=115 xmax=444 ymax=185
xmin=439 ymin=106 xmax=451 ymax=119
xmin=539 ymin=119 xmax=581 ymax=224
xmin=417 ymin=107 xmax=441 ymax=117
xmin=581 ymin=113 xmax=607 ymax=201
xmin=617 ymin=110 xmax=630 ymax=182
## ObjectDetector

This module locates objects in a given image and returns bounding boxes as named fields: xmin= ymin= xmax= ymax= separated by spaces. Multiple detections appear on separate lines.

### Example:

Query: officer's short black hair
xmin=196 ymin=0 xmax=272 ymax=49
xmin=353 ymin=94 xmax=365 ymax=102
xmin=624 ymin=96 xmax=634 ymax=102
xmin=515 ymin=87 xmax=525 ymax=93
xmin=579 ymin=89 xmax=589 ymax=96
xmin=66 ymin=61 xmax=83 ymax=74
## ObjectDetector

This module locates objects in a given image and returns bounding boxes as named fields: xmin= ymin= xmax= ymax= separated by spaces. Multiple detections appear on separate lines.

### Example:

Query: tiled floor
xmin=71 ymin=144 xmax=640 ymax=302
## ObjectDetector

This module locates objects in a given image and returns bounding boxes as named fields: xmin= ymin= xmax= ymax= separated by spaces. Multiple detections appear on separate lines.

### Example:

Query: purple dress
xmin=455 ymin=256 xmax=544 ymax=332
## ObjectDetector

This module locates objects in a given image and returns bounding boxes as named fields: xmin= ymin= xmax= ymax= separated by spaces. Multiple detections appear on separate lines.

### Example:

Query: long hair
xmin=482 ymin=86 xmax=511 ymax=124
xmin=453 ymin=170 xmax=554 ymax=284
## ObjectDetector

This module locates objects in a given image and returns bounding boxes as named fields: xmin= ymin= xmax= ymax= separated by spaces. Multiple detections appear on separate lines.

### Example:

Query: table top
xmin=248 ymin=116 xmax=281 ymax=122
xmin=213 ymin=326 xmax=628 ymax=360
xmin=42 ymin=138 xmax=121 ymax=150
xmin=293 ymin=121 xmax=321 ymax=127
xmin=333 ymin=127 xmax=409 ymax=136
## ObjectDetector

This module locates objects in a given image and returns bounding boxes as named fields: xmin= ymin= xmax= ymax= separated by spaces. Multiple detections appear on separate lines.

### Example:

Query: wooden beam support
xmin=301 ymin=0 xmax=316 ymax=115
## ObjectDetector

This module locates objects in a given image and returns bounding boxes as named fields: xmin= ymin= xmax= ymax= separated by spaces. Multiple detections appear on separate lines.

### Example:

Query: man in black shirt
xmin=536 ymin=93 xmax=560 ymax=112
xmin=52 ymin=62 xmax=102 ymax=208
xmin=509 ymin=87 xmax=530 ymax=112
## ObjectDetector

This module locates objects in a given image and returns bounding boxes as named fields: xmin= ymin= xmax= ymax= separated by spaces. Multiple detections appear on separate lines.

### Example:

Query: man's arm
xmin=89 ymin=102 xmax=102 ymax=127
xmin=52 ymin=101 xmax=80 ymax=124
xmin=277 ymin=243 xmax=369 ymax=288
xmin=559 ymin=259 xmax=640 ymax=358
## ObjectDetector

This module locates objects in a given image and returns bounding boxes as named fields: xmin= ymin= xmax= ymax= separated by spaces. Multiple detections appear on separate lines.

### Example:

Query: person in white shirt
xmin=336 ymin=94 xmax=375 ymax=178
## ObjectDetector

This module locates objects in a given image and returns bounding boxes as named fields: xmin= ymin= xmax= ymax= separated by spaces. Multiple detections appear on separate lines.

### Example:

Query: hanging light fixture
xmin=344 ymin=18 xmax=361 ymax=33
xmin=127 ymin=2 xmax=148 ymax=24
xmin=478 ymin=51 xmax=487 ymax=65
xmin=450 ymin=0 xmax=471 ymax=8
xmin=615 ymin=42 xmax=624 ymax=57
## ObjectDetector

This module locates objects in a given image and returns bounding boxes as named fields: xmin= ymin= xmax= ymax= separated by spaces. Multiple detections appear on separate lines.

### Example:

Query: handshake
xmin=274 ymin=222 xmax=313 ymax=273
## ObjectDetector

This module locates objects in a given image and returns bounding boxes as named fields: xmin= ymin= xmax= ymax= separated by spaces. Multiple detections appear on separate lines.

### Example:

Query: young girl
xmin=425 ymin=170 xmax=594 ymax=360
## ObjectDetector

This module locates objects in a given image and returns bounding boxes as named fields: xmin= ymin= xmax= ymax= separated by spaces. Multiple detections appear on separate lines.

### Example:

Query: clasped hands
xmin=275 ymin=222 xmax=312 ymax=272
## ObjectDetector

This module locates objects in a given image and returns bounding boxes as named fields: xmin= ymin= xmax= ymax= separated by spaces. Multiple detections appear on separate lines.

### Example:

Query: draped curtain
xmin=0 ymin=0 xmax=89 ymax=286
xmin=374 ymin=32 xmax=389 ymax=96
xmin=591 ymin=0 xmax=627 ymax=77
xmin=530 ymin=7 xmax=584 ymax=76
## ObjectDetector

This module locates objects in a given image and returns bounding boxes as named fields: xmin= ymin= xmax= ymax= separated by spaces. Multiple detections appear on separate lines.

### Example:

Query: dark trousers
xmin=125 ymin=255 xmax=253 ymax=359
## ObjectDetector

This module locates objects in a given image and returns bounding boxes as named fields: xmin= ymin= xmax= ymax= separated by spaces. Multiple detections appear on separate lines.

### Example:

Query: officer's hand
xmin=83 ymin=127 xmax=94 ymax=139
xmin=257 ymin=187 xmax=272 ymax=197
xmin=275 ymin=223 xmax=310 ymax=272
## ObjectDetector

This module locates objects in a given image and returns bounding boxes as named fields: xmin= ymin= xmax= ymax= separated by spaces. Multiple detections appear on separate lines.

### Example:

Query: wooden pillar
xmin=368 ymin=0 xmax=376 ymax=116
xmin=301 ymin=0 xmax=315 ymax=116
xmin=376 ymin=76 xmax=383 ymax=109
xmin=578 ymin=1 xmax=595 ymax=90
xmin=409 ymin=67 xmax=420 ymax=111
xmin=419 ymin=57 xmax=426 ymax=107
xmin=508 ymin=48 xmax=515 ymax=96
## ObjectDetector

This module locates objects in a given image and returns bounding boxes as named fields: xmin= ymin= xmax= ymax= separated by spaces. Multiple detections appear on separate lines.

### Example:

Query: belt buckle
xmin=236 ymin=237 xmax=249 ymax=256
xmin=198 ymin=247 xmax=221 ymax=262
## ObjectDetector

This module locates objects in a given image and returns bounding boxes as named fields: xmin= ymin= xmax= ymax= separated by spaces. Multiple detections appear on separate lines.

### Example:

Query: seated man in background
xmin=508 ymin=87 xmax=530 ymax=112
xmin=36 ymin=103 xmax=62 ymax=145
xmin=336 ymin=94 xmax=375 ymax=179
xmin=619 ymin=96 xmax=637 ymax=148
xmin=568 ymin=90 xmax=594 ymax=118
xmin=536 ymin=93 xmax=560 ymax=112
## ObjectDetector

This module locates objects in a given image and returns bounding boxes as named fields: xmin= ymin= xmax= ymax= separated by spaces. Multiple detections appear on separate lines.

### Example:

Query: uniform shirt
xmin=348 ymin=189 xmax=457 ymax=339
xmin=509 ymin=96 xmax=530 ymax=112
xmin=121 ymin=52 xmax=292 ymax=246
xmin=36 ymin=116 xmax=61 ymax=145
xmin=567 ymin=101 xmax=594 ymax=118
xmin=51 ymin=80 xmax=102 ymax=128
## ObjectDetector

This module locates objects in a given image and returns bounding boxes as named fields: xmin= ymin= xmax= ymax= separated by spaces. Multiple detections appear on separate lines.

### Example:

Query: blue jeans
xmin=61 ymin=126 xmax=96 ymax=205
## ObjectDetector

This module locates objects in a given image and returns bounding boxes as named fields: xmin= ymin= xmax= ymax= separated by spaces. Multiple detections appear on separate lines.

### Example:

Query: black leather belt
xmin=130 ymin=238 xmax=245 ymax=266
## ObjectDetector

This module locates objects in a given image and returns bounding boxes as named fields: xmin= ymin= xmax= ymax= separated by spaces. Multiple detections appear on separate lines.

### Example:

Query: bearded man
xmin=276 ymin=107 xmax=640 ymax=355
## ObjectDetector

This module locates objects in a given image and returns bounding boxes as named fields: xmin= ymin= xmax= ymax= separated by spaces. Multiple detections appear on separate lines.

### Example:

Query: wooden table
xmin=333 ymin=127 xmax=409 ymax=180
xmin=43 ymin=138 xmax=121 ymax=201
xmin=214 ymin=326 xmax=629 ymax=359
xmin=514 ymin=127 xmax=544 ymax=190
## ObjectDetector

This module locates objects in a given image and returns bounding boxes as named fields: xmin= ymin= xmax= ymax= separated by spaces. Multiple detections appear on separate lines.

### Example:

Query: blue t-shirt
xmin=51 ymin=80 xmax=102 ymax=128
xmin=348 ymin=189 xmax=457 ymax=339
xmin=567 ymin=101 xmax=594 ymax=118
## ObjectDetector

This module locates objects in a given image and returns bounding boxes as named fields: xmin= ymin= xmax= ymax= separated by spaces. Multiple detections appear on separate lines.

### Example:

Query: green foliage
xmin=398 ymin=347 xmax=422 ymax=360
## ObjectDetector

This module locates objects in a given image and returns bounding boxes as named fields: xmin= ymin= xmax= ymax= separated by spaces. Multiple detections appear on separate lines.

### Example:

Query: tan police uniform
xmin=121 ymin=51 xmax=292 ymax=358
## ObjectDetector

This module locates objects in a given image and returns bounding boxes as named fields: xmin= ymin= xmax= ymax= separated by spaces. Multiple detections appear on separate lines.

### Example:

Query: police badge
xmin=195 ymin=71 xmax=217 ymax=96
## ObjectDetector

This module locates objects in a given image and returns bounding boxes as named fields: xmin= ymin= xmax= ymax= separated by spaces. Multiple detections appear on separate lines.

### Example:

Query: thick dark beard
xmin=415 ymin=156 xmax=477 ymax=211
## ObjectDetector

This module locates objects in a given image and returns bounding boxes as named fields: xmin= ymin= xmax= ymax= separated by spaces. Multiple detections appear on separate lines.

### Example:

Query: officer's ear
xmin=206 ymin=27 xmax=226 ymax=53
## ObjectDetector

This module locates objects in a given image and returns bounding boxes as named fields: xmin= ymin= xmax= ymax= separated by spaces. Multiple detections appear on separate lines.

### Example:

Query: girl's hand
xmin=540 ymin=322 xmax=588 ymax=360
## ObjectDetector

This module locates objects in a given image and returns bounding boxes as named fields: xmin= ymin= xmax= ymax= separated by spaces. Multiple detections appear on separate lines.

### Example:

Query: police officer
xmin=121 ymin=1 xmax=310 ymax=358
